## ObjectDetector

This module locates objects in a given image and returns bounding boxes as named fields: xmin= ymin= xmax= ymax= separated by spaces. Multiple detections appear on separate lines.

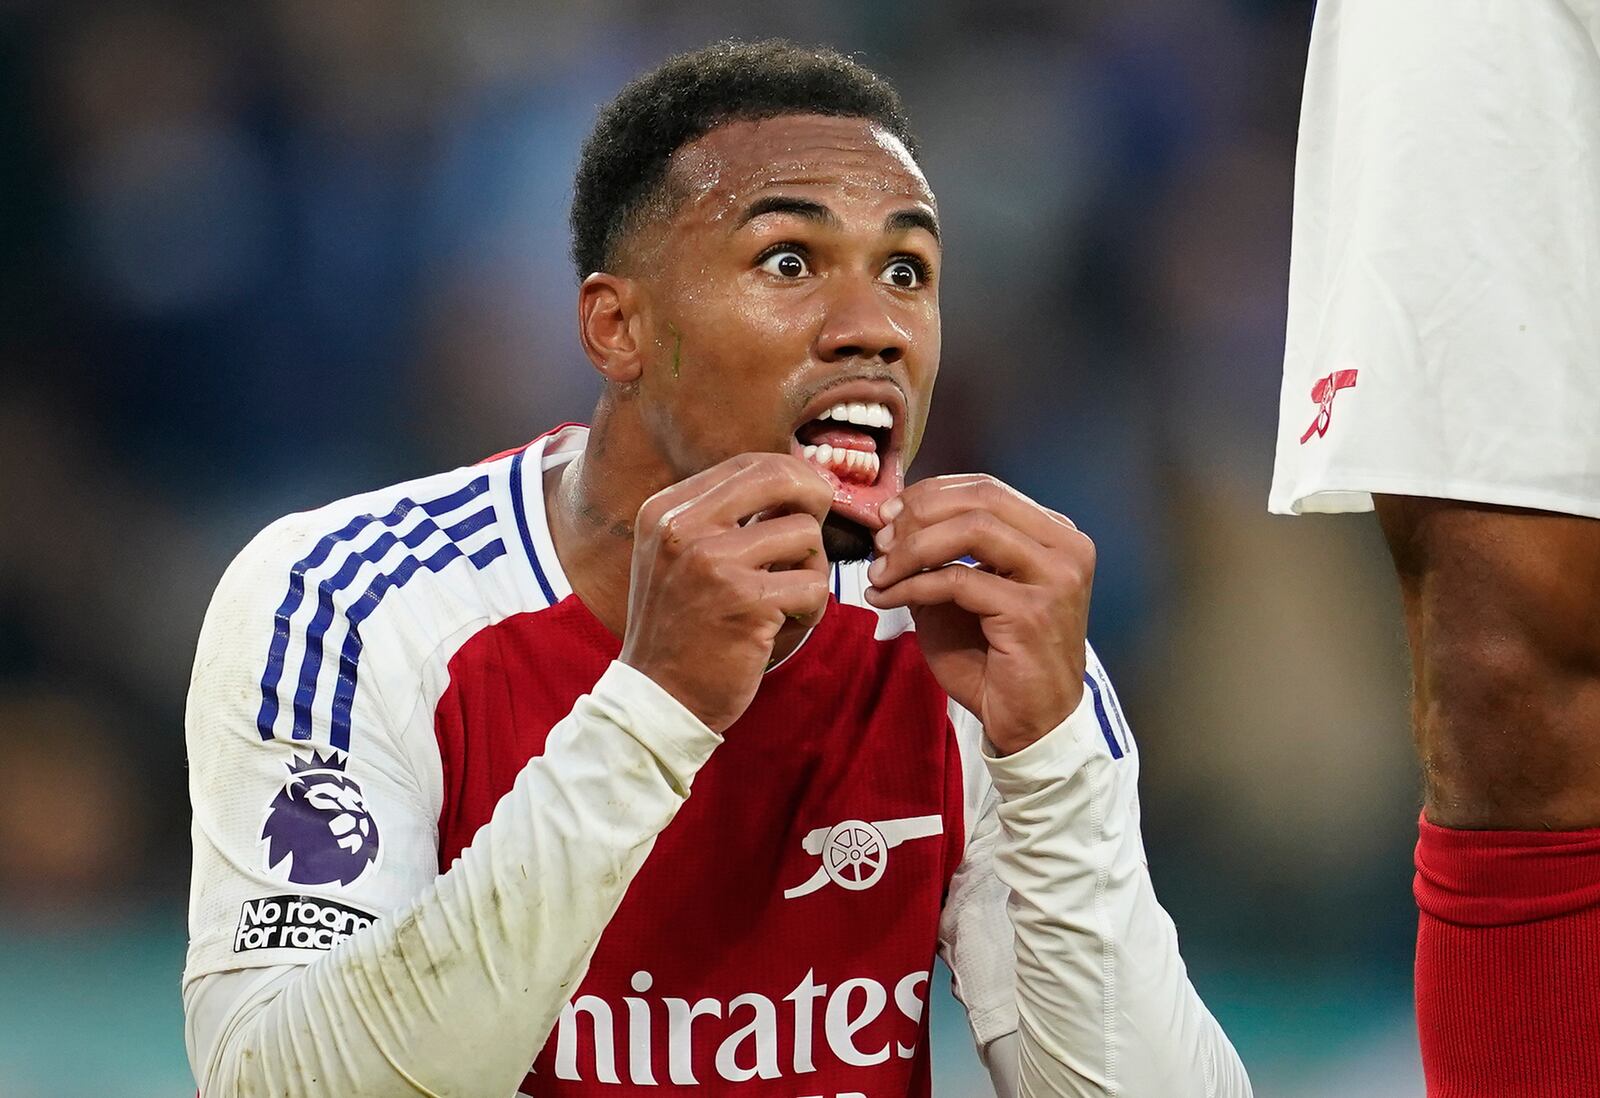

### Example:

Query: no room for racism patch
xmin=234 ymin=893 xmax=378 ymax=953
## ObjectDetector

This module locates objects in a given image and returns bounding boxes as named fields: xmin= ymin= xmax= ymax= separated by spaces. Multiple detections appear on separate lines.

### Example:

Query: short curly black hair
xmin=570 ymin=39 xmax=918 ymax=281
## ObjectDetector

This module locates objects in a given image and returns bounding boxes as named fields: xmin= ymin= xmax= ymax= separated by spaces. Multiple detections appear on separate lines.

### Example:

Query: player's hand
xmin=620 ymin=453 xmax=834 ymax=733
xmin=864 ymin=474 xmax=1092 ymax=755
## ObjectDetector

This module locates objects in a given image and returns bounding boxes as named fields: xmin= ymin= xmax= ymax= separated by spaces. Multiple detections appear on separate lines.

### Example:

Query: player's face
xmin=634 ymin=114 xmax=941 ymax=558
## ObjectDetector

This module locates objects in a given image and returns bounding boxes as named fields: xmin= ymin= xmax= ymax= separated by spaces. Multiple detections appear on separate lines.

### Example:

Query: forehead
xmin=666 ymin=114 xmax=935 ymax=226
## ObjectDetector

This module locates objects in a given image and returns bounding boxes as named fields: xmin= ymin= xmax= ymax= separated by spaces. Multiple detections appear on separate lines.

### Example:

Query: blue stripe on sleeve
xmin=256 ymin=474 xmax=491 ymax=741
xmin=1093 ymin=660 xmax=1133 ymax=754
xmin=1082 ymin=671 xmax=1125 ymax=759
xmin=288 ymin=505 xmax=497 ymax=739
xmin=257 ymin=503 xmax=411 ymax=740
xmin=327 ymin=537 xmax=508 ymax=750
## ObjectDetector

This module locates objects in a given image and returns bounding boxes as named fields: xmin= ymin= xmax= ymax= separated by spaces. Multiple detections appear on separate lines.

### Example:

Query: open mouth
xmin=790 ymin=394 xmax=903 ymax=531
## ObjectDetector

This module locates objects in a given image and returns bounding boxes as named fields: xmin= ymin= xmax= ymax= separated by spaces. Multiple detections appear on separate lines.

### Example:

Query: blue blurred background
xmin=0 ymin=1 xmax=1425 ymax=1094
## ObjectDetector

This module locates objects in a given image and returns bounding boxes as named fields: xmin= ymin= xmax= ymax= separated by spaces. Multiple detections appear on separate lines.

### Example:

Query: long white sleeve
xmin=186 ymin=660 xmax=722 ymax=1097
xmin=981 ymin=681 xmax=1252 ymax=1098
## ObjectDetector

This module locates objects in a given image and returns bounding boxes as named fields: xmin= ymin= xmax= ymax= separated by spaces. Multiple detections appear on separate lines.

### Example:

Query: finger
xmin=723 ymin=512 xmax=828 ymax=573
xmin=758 ymin=568 xmax=831 ymax=627
xmin=709 ymin=452 xmax=834 ymax=525
xmin=865 ymin=561 xmax=1020 ymax=618
xmin=880 ymin=474 xmax=1078 ymax=550
xmin=869 ymin=509 xmax=1048 ymax=589
xmin=885 ymin=474 xmax=1076 ymax=543
xmin=648 ymin=453 xmax=835 ymax=542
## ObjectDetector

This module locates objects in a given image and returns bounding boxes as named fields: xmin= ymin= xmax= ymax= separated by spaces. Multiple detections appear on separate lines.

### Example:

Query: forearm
xmin=194 ymin=661 xmax=720 ymax=1097
xmin=986 ymin=693 xmax=1251 ymax=1098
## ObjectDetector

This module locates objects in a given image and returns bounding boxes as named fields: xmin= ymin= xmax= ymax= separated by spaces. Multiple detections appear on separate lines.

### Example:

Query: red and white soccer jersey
xmin=1271 ymin=0 xmax=1600 ymax=520
xmin=183 ymin=426 xmax=1249 ymax=1097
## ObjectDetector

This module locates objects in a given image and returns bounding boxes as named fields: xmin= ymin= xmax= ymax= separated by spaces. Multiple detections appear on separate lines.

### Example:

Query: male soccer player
xmin=184 ymin=41 xmax=1250 ymax=1097
xmin=1272 ymin=4 xmax=1600 ymax=1095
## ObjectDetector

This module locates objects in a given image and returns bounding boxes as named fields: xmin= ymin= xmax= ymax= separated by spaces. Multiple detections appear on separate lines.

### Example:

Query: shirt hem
xmin=1270 ymin=473 xmax=1600 ymax=522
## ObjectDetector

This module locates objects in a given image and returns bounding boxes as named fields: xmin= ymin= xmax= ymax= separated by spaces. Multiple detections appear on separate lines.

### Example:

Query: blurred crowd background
xmin=0 ymin=1 xmax=1426 ymax=1094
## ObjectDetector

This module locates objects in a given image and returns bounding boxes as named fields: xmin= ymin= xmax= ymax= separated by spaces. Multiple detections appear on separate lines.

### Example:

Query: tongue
xmin=795 ymin=422 xmax=877 ymax=452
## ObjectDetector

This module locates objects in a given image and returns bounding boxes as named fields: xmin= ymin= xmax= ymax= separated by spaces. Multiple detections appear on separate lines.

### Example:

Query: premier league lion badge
xmin=261 ymin=750 xmax=380 ymax=886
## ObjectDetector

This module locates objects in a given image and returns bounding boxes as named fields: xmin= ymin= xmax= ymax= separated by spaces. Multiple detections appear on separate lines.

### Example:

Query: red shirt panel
xmin=434 ymin=597 xmax=967 ymax=1096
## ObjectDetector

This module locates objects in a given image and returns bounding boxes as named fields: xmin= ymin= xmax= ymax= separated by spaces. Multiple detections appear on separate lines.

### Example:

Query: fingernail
xmin=874 ymin=522 xmax=894 ymax=551
xmin=867 ymin=557 xmax=886 ymax=584
xmin=879 ymin=497 xmax=904 ymax=523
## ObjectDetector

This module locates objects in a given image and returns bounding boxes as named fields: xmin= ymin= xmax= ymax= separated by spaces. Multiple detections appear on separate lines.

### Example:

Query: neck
xmin=545 ymin=399 xmax=662 ymax=637
xmin=545 ymin=397 xmax=815 ymax=661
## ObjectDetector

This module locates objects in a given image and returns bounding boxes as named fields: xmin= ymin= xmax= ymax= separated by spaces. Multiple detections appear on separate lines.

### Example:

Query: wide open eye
xmin=879 ymin=257 xmax=926 ymax=289
xmin=758 ymin=248 xmax=809 ymax=278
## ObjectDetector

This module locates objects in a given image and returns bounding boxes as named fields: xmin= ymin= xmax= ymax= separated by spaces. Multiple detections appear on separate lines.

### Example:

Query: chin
xmin=822 ymin=514 xmax=874 ymax=563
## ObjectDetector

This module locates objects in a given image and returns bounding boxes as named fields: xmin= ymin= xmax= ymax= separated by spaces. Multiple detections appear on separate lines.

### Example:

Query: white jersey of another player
xmin=1272 ymin=0 xmax=1600 ymax=518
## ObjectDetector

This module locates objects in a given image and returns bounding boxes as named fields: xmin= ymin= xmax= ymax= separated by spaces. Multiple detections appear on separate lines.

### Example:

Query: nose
xmin=815 ymin=277 xmax=908 ymax=365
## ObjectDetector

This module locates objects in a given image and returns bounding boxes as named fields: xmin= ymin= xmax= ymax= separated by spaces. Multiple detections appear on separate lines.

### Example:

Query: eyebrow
xmin=735 ymin=195 xmax=941 ymax=244
xmin=885 ymin=208 xmax=941 ymax=244
xmin=736 ymin=195 xmax=840 ymax=231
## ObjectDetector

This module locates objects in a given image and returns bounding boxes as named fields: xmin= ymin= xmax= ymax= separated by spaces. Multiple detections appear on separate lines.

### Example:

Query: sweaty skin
xmin=1377 ymin=496 xmax=1600 ymax=830
xmin=550 ymin=114 xmax=943 ymax=665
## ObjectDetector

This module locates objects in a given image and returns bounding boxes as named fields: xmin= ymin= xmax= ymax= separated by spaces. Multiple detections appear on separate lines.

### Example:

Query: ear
xmin=577 ymin=273 xmax=647 ymax=384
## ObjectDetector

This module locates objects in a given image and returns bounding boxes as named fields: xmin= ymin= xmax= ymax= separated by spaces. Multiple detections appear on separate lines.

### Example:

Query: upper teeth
xmin=820 ymin=401 xmax=894 ymax=429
